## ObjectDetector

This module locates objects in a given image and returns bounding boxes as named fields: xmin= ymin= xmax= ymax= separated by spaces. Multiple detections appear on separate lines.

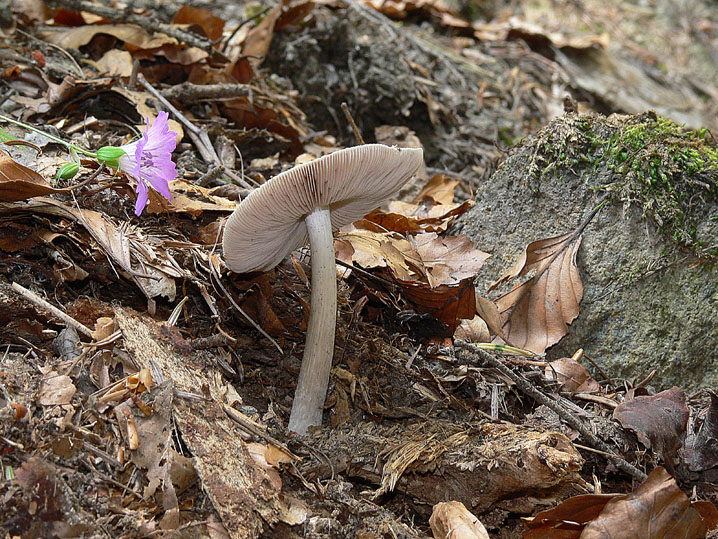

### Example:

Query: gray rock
xmin=457 ymin=111 xmax=718 ymax=391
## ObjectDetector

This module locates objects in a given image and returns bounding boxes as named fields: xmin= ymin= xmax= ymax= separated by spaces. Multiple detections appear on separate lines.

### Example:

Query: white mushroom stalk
xmin=288 ymin=207 xmax=336 ymax=433
xmin=222 ymin=144 xmax=424 ymax=434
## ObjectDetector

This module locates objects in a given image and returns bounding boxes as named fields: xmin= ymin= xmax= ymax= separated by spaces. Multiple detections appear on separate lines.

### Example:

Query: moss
xmin=526 ymin=111 xmax=718 ymax=260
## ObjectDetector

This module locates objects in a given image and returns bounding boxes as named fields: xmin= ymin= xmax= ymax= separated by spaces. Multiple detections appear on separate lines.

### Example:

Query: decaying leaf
xmin=410 ymin=232 xmax=490 ymax=287
xmin=488 ymin=231 xmax=583 ymax=354
xmin=172 ymin=6 xmax=225 ymax=41
xmin=454 ymin=315 xmax=490 ymax=343
xmin=429 ymin=501 xmax=489 ymax=539
xmin=396 ymin=277 xmax=476 ymax=333
xmin=582 ymin=467 xmax=710 ymax=539
xmin=544 ymin=357 xmax=599 ymax=394
xmin=414 ymin=174 xmax=460 ymax=205
xmin=0 ymin=149 xmax=62 ymax=202
xmin=525 ymin=467 xmax=717 ymax=538
xmin=613 ymin=387 xmax=689 ymax=462
xmin=38 ymin=371 xmax=76 ymax=406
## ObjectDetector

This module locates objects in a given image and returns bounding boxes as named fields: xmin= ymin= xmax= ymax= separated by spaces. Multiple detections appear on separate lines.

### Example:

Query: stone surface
xmin=457 ymin=112 xmax=718 ymax=391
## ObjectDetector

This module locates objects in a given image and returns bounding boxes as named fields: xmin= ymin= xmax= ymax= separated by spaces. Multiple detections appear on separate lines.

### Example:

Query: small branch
xmin=341 ymin=102 xmax=365 ymax=145
xmin=455 ymin=340 xmax=648 ymax=482
xmin=45 ymin=0 xmax=213 ymax=52
xmin=160 ymin=82 xmax=251 ymax=102
xmin=209 ymin=260 xmax=283 ymax=355
xmin=11 ymin=282 xmax=93 ymax=338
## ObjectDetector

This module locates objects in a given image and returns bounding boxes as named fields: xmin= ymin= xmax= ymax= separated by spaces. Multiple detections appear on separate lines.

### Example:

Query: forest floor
xmin=0 ymin=0 xmax=717 ymax=537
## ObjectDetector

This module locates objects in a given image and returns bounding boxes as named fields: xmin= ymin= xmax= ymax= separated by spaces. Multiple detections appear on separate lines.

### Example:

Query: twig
xmin=138 ymin=74 xmax=220 ymax=164
xmin=160 ymin=82 xmax=251 ymax=102
xmin=341 ymin=102 xmax=365 ymax=145
xmin=210 ymin=260 xmax=283 ymax=354
xmin=223 ymin=404 xmax=297 ymax=460
xmin=455 ymin=340 xmax=648 ymax=482
xmin=45 ymin=0 xmax=213 ymax=52
xmin=11 ymin=282 xmax=93 ymax=338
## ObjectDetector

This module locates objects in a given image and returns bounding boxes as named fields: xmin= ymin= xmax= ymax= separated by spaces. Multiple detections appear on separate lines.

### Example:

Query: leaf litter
xmin=0 ymin=0 xmax=717 ymax=537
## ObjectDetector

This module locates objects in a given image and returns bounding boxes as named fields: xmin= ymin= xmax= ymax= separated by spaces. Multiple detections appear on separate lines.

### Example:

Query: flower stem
xmin=0 ymin=113 xmax=97 ymax=158
xmin=288 ymin=206 xmax=337 ymax=434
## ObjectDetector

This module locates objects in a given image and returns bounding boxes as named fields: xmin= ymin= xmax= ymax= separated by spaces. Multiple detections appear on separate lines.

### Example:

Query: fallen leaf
xmin=38 ymin=371 xmax=76 ymax=406
xmin=525 ymin=467 xmax=716 ymax=538
xmin=429 ymin=501 xmax=489 ymax=539
xmin=277 ymin=495 xmax=309 ymax=526
xmin=454 ymin=315 xmax=490 ymax=343
xmin=241 ymin=4 xmax=282 ymax=67
xmin=613 ymin=387 xmax=689 ymax=463
xmin=0 ymin=149 xmax=62 ymax=202
xmin=544 ymin=358 xmax=599 ymax=394
xmin=335 ymin=228 xmax=415 ymax=281
xmin=414 ymin=174 xmax=460 ymax=205
xmin=410 ymin=232 xmax=490 ymax=287
xmin=95 ymin=49 xmax=134 ymax=77
xmin=524 ymin=494 xmax=628 ymax=538
xmin=398 ymin=277 xmax=476 ymax=333
xmin=172 ymin=6 xmax=225 ymax=41
xmin=42 ymin=24 xmax=178 ymax=50
xmin=490 ymin=231 xmax=584 ymax=354
xmin=581 ymin=467 xmax=709 ymax=539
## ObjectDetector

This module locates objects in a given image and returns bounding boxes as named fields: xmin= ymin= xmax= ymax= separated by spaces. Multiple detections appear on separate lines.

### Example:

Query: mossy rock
xmin=458 ymin=111 xmax=718 ymax=391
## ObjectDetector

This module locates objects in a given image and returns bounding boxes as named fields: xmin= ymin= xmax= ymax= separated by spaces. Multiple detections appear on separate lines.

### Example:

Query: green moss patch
xmin=525 ymin=111 xmax=718 ymax=259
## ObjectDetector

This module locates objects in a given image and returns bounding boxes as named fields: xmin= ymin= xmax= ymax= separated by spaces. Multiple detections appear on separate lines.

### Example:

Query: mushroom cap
xmin=223 ymin=144 xmax=424 ymax=273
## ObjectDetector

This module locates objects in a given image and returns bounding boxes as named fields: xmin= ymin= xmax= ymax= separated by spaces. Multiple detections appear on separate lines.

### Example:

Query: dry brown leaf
xmin=38 ymin=371 xmax=76 ymax=406
xmin=335 ymin=228 xmax=416 ymax=281
xmin=410 ymin=232 xmax=490 ymax=287
xmin=429 ymin=501 xmax=489 ymax=539
xmin=524 ymin=493 xmax=628 ymax=538
xmin=544 ymin=358 xmax=599 ymax=394
xmin=172 ymin=6 xmax=225 ymax=41
xmin=246 ymin=442 xmax=283 ymax=491
xmin=241 ymin=4 xmax=282 ymax=67
xmin=613 ymin=387 xmax=689 ymax=462
xmin=490 ymin=231 xmax=583 ymax=354
xmin=454 ymin=315 xmax=490 ymax=343
xmin=30 ymin=198 xmax=181 ymax=301
xmin=414 ymin=174 xmax=460 ymax=205
xmin=145 ymin=179 xmax=237 ymax=216
xmin=42 ymin=24 xmax=178 ymax=50
xmin=398 ymin=277 xmax=476 ymax=333
xmin=526 ymin=468 xmax=717 ymax=538
xmin=581 ymin=467 xmax=709 ymax=539
xmin=95 ymin=49 xmax=134 ymax=77
xmin=0 ymin=149 xmax=62 ymax=202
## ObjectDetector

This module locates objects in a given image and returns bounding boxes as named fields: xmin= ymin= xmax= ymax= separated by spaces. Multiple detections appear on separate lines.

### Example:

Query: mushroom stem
xmin=288 ymin=206 xmax=337 ymax=434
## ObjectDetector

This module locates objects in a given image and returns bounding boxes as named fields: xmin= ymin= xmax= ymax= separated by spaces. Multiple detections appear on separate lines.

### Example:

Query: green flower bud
xmin=56 ymin=162 xmax=80 ymax=180
xmin=96 ymin=146 xmax=127 ymax=169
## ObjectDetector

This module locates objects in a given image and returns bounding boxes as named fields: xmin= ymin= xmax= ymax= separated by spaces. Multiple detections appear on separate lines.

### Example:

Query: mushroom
xmin=223 ymin=144 xmax=424 ymax=434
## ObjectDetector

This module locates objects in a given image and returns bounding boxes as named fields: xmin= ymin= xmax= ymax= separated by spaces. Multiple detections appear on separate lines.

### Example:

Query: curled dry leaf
xmin=0 ymin=149 xmax=62 ymax=202
xmin=487 ymin=231 xmax=584 ymax=354
xmin=544 ymin=358 xmax=599 ymax=394
xmin=429 ymin=501 xmax=489 ymax=539
xmin=582 ymin=467 xmax=711 ymax=539
xmin=612 ymin=386 xmax=689 ymax=462
xmin=525 ymin=467 xmax=717 ymax=538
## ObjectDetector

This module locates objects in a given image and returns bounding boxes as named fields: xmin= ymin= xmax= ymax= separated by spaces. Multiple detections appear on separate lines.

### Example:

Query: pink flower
xmin=111 ymin=111 xmax=178 ymax=216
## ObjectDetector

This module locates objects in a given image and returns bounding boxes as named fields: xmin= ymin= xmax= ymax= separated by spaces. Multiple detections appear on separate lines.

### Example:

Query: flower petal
xmin=134 ymin=177 xmax=149 ymax=216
